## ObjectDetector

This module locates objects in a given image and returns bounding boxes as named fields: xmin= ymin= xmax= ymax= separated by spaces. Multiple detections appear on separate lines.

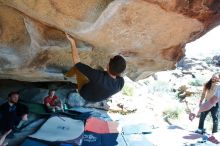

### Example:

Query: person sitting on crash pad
xmin=43 ymin=89 xmax=62 ymax=112
xmin=64 ymin=33 xmax=126 ymax=104
xmin=0 ymin=91 xmax=29 ymax=138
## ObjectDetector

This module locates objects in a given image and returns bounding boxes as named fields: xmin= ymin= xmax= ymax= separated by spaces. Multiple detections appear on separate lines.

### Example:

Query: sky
xmin=185 ymin=25 xmax=220 ymax=59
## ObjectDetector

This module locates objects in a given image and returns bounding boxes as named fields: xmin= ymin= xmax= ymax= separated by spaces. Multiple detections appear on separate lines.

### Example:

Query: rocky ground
xmin=118 ymin=55 xmax=220 ymax=132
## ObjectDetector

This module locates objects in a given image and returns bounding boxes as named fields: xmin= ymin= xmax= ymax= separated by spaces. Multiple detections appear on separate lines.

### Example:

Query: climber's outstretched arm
xmin=66 ymin=33 xmax=80 ymax=64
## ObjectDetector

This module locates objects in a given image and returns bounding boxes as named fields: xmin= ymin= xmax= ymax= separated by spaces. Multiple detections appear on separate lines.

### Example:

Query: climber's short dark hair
xmin=108 ymin=55 xmax=126 ymax=76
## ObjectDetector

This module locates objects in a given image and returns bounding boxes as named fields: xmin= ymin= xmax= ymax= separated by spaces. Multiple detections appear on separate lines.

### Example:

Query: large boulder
xmin=0 ymin=0 xmax=220 ymax=81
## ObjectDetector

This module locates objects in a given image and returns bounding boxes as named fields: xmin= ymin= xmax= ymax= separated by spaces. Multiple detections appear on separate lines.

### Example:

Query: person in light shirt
xmin=189 ymin=73 xmax=220 ymax=144
xmin=195 ymin=74 xmax=219 ymax=135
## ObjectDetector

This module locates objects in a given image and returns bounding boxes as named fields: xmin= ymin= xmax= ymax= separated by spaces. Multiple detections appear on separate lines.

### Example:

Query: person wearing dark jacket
xmin=0 ymin=91 xmax=29 ymax=137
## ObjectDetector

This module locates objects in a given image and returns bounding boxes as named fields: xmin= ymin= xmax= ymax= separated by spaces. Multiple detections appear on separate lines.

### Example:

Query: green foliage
xmin=122 ymin=84 xmax=134 ymax=96
xmin=189 ymin=79 xmax=204 ymax=86
xmin=162 ymin=107 xmax=182 ymax=120
xmin=150 ymin=81 xmax=172 ymax=93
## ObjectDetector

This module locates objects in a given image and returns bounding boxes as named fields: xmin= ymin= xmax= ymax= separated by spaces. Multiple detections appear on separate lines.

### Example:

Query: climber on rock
xmin=64 ymin=33 xmax=126 ymax=104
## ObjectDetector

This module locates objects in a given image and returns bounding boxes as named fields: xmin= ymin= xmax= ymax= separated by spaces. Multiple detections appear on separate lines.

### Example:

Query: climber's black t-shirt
xmin=75 ymin=62 xmax=124 ymax=102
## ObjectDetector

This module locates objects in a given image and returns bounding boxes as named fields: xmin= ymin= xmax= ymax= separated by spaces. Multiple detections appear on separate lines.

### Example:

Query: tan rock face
xmin=0 ymin=0 xmax=219 ymax=81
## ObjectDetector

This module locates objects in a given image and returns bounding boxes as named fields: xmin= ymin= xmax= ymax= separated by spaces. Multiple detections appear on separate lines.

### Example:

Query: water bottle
xmin=63 ymin=104 xmax=68 ymax=111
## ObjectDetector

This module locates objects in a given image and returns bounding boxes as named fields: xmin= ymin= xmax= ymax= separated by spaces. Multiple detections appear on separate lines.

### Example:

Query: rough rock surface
xmin=0 ymin=0 xmax=220 ymax=81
